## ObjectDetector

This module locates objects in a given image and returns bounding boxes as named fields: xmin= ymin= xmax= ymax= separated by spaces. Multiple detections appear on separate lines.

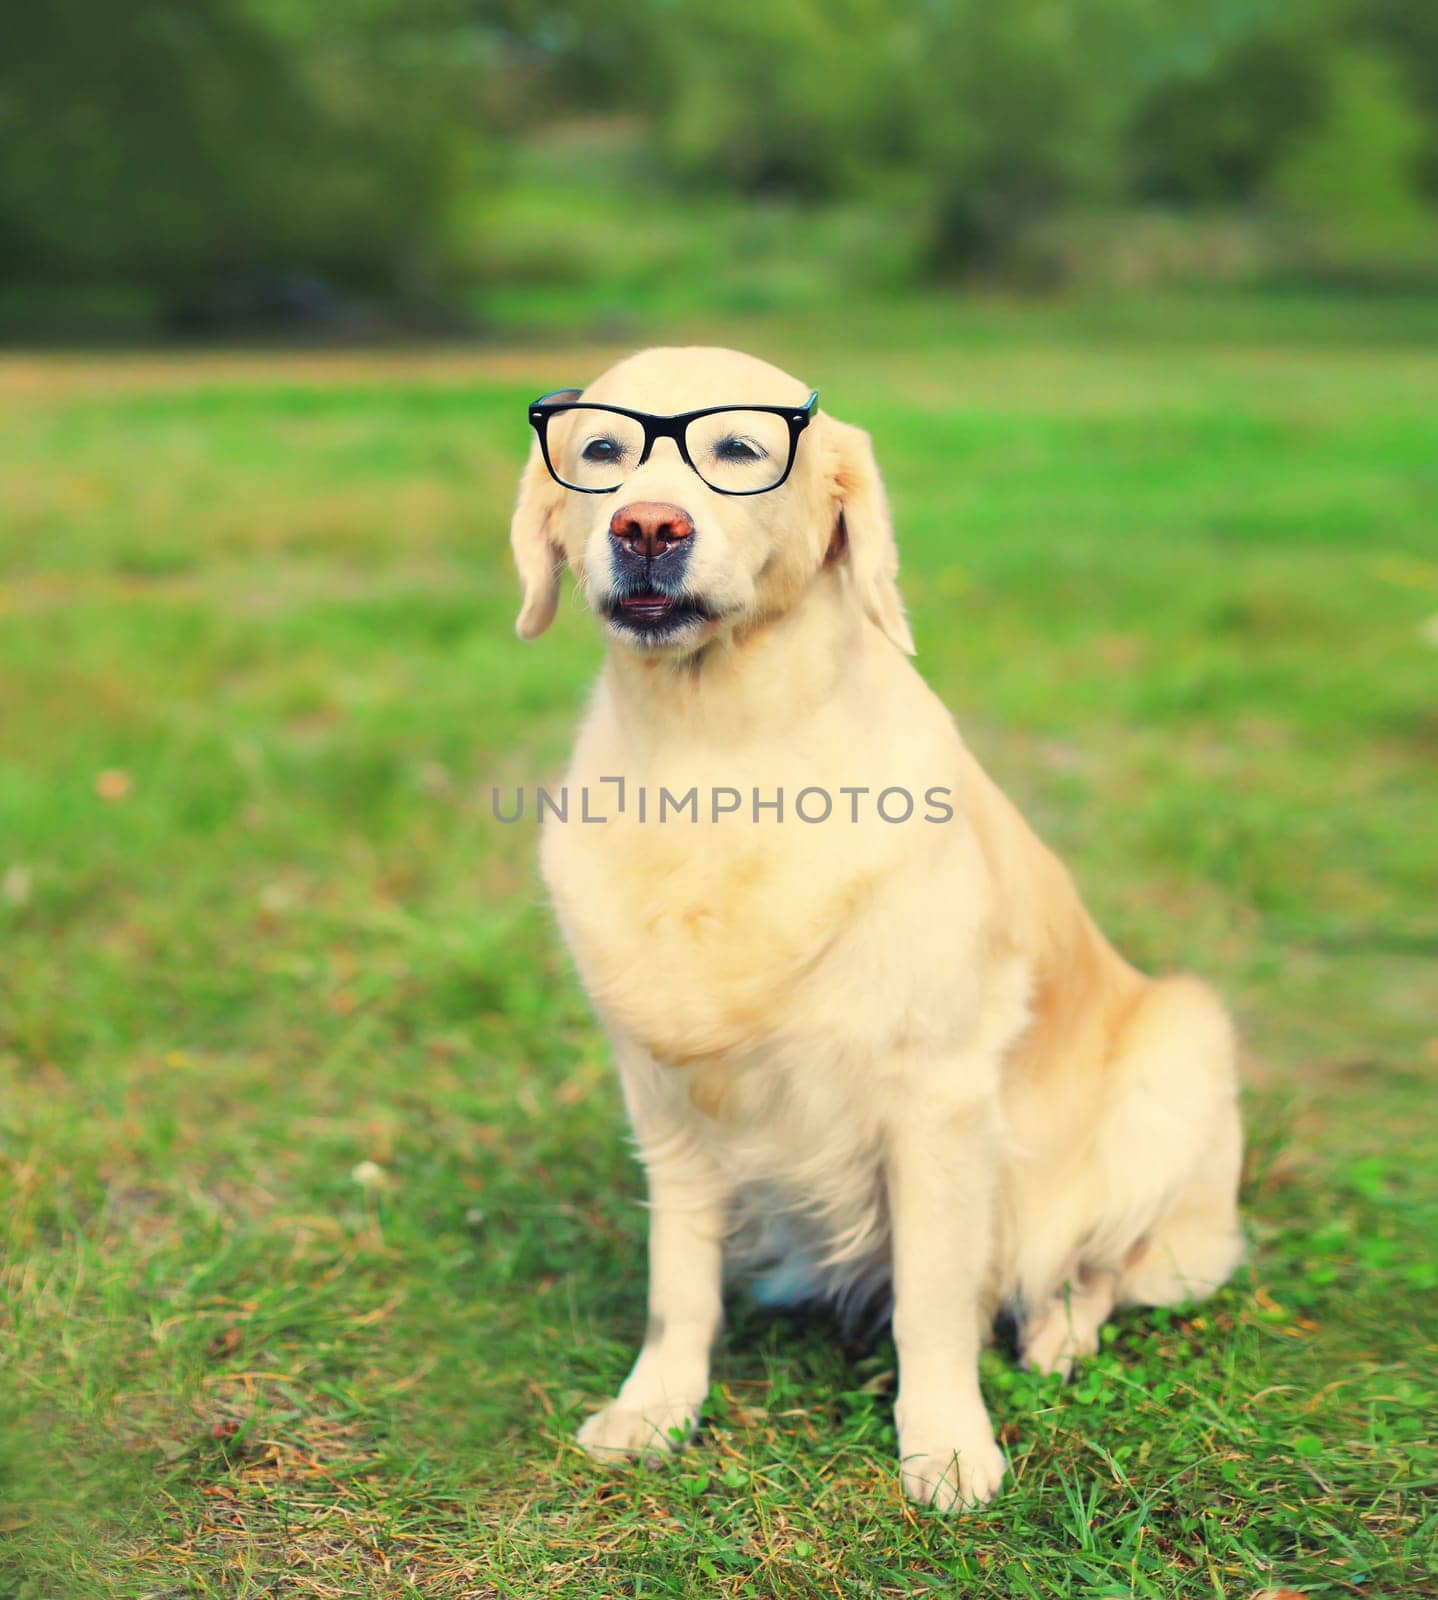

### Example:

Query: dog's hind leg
xmin=1014 ymin=974 xmax=1244 ymax=1365
xmin=1117 ymin=1097 xmax=1245 ymax=1309
xmin=1091 ymin=975 xmax=1245 ymax=1311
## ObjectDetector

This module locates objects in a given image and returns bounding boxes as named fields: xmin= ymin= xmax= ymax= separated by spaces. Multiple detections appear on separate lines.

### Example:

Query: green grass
xmin=2 ymin=297 xmax=1436 ymax=1598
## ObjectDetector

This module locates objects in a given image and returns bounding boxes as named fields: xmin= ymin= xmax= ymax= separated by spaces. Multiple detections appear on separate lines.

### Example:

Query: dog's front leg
xmin=887 ymin=1083 xmax=1007 ymax=1510
xmin=577 ymin=1130 xmax=725 ymax=1465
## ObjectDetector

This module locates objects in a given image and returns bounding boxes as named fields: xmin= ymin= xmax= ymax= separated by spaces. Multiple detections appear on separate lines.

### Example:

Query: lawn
xmin=2 ymin=296 xmax=1436 ymax=1598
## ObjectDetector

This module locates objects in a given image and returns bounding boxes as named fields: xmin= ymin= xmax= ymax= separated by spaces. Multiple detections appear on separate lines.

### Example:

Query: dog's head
xmin=510 ymin=346 xmax=913 ymax=658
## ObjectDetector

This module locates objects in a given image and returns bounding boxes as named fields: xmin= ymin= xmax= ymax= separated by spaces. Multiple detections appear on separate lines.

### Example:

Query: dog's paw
xmin=899 ymin=1431 xmax=1007 ymax=1511
xmin=1021 ymin=1299 xmax=1102 ymax=1382
xmin=576 ymin=1399 xmax=697 ymax=1467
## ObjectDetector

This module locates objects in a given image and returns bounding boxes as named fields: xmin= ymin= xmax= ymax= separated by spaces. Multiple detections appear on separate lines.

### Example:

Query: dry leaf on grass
xmin=95 ymin=768 xmax=132 ymax=801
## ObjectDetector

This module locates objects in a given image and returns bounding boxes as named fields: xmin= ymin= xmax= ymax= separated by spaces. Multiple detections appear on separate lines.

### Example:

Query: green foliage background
xmin=4 ymin=0 xmax=1438 ymax=330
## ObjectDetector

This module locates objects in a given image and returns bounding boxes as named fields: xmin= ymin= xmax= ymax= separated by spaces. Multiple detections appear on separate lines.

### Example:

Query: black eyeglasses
xmin=527 ymin=389 xmax=819 ymax=496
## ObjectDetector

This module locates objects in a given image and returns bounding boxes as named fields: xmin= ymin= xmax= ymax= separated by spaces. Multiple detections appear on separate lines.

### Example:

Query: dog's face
xmin=510 ymin=346 xmax=913 ymax=658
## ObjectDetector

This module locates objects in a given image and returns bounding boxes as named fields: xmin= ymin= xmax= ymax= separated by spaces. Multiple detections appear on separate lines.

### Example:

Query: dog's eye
xmin=581 ymin=436 xmax=623 ymax=463
xmin=712 ymin=436 xmax=765 ymax=464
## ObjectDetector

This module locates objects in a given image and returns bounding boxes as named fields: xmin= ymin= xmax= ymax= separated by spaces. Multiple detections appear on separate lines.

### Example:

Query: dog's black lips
xmin=606 ymin=586 xmax=710 ymax=635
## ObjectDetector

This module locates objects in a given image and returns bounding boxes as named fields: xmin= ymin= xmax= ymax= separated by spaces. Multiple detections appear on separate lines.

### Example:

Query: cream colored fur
xmin=510 ymin=347 xmax=1244 ymax=1511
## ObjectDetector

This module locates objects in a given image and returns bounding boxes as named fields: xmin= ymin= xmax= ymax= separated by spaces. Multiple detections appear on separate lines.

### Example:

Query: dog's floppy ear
xmin=510 ymin=442 xmax=566 ymax=640
xmin=825 ymin=417 xmax=915 ymax=655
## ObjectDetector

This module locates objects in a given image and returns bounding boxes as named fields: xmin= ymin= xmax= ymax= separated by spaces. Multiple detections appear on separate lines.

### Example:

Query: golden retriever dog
xmin=509 ymin=346 xmax=1244 ymax=1509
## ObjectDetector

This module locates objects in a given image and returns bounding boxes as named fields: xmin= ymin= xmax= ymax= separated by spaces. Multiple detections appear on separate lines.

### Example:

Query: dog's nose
xmin=608 ymin=501 xmax=695 ymax=561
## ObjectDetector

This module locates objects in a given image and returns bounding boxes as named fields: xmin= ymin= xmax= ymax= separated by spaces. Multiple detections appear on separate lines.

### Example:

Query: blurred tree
xmin=1 ymin=0 xmax=1434 ymax=316
xmin=0 ymin=0 xmax=311 ymax=288
xmin=909 ymin=0 xmax=1140 ymax=274
xmin=647 ymin=0 xmax=1151 ymax=273
xmin=1366 ymin=0 xmax=1438 ymax=201
xmin=472 ymin=0 xmax=664 ymax=115
xmin=0 ymin=0 xmax=492 ymax=316
xmin=654 ymin=0 xmax=912 ymax=198
xmin=1273 ymin=48 xmax=1434 ymax=265
xmin=1128 ymin=27 xmax=1326 ymax=204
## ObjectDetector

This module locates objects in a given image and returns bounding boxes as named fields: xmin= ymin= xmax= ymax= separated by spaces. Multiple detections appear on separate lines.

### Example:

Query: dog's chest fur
xmin=543 ymin=772 xmax=1032 ymax=1290
xmin=541 ymin=658 xmax=987 ymax=1069
xmin=538 ymin=662 xmax=1042 ymax=1304
xmin=543 ymin=804 xmax=897 ymax=1068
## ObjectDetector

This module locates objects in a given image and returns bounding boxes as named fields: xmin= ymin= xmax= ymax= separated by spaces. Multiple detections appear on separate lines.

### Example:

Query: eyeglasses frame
xmin=527 ymin=388 xmax=820 ymax=496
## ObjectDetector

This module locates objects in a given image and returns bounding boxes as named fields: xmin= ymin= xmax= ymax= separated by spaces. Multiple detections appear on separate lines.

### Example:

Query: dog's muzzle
xmin=605 ymin=501 xmax=709 ymax=636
